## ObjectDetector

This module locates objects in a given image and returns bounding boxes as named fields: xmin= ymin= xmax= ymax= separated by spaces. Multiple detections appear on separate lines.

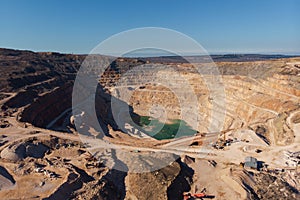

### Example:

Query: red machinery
xmin=183 ymin=189 xmax=215 ymax=200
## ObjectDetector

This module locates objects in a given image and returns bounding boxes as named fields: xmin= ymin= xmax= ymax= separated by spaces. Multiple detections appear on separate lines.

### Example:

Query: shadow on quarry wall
xmin=0 ymin=165 xmax=15 ymax=184
xmin=17 ymin=82 xmax=142 ymax=139
xmin=125 ymin=157 xmax=194 ymax=200
xmin=167 ymin=160 xmax=194 ymax=200
xmin=101 ymin=149 xmax=128 ymax=199
xmin=18 ymin=83 xmax=73 ymax=128
xmin=43 ymin=165 xmax=94 ymax=200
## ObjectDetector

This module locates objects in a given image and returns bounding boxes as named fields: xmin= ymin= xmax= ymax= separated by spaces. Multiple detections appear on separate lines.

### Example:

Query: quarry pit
xmin=0 ymin=48 xmax=299 ymax=199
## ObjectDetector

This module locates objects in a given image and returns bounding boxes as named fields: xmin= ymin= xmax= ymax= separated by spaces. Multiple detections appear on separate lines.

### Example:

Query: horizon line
xmin=1 ymin=47 xmax=300 ymax=58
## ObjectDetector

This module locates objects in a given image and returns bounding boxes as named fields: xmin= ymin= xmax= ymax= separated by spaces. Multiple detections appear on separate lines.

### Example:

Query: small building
xmin=244 ymin=156 xmax=258 ymax=170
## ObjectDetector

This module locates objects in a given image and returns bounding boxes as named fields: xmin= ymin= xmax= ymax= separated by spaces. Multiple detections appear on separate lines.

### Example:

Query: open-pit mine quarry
xmin=0 ymin=48 xmax=299 ymax=200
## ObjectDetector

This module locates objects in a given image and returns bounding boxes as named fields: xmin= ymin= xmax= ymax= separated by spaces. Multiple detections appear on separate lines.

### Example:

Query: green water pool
xmin=138 ymin=116 xmax=197 ymax=140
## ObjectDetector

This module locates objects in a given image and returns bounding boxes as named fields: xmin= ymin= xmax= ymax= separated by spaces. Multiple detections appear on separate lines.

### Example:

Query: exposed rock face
xmin=0 ymin=48 xmax=83 ymax=129
xmin=1 ymin=143 xmax=26 ymax=162
xmin=19 ymin=84 xmax=73 ymax=128
xmin=0 ymin=48 xmax=81 ymax=93
xmin=71 ymin=158 xmax=194 ymax=200
xmin=231 ymin=168 xmax=300 ymax=200
xmin=0 ymin=48 xmax=145 ymax=131
xmin=253 ymin=172 xmax=299 ymax=200
xmin=100 ymin=59 xmax=300 ymax=145
xmin=125 ymin=159 xmax=193 ymax=200
xmin=3 ymin=90 xmax=38 ymax=108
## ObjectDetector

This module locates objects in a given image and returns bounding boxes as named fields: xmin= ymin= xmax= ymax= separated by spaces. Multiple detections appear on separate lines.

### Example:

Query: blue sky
xmin=0 ymin=0 xmax=299 ymax=54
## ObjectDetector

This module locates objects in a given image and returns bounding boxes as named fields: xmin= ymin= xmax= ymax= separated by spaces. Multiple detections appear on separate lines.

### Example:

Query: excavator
xmin=183 ymin=188 xmax=215 ymax=200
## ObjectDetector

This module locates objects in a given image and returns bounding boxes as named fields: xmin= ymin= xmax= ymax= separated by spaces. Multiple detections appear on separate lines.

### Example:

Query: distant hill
xmin=137 ymin=54 xmax=298 ymax=63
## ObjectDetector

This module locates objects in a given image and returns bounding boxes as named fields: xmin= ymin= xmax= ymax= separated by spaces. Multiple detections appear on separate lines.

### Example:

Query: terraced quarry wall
xmin=1 ymin=48 xmax=300 ymax=145
xmin=98 ymin=59 xmax=300 ymax=145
